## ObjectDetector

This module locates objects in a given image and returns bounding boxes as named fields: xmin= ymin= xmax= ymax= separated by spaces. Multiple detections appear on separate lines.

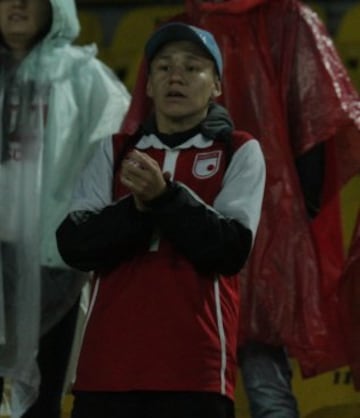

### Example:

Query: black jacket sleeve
xmin=146 ymin=182 xmax=252 ymax=276
xmin=56 ymin=195 xmax=153 ymax=272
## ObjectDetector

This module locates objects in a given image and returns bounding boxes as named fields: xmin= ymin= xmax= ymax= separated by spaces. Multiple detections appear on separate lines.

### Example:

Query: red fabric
xmin=340 ymin=213 xmax=360 ymax=389
xmin=185 ymin=0 xmax=267 ymax=16
xmin=74 ymin=133 xmax=258 ymax=398
xmin=121 ymin=0 xmax=360 ymax=378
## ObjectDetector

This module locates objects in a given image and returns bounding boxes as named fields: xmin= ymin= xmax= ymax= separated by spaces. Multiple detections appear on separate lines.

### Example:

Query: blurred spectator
xmin=0 ymin=0 xmax=129 ymax=417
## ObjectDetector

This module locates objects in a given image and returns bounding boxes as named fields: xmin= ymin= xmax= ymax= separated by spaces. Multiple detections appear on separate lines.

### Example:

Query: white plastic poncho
xmin=0 ymin=0 xmax=130 ymax=416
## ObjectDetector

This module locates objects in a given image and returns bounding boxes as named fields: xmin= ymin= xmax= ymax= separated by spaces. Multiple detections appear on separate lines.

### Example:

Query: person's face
xmin=146 ymin=40 xmax=222 ymax=134
xmin=0 ymin=0 xmax=52 ymax=58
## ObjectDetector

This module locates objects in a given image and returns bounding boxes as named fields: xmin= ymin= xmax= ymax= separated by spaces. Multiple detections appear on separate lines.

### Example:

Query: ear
xmin=212 ymin=77 xmax=222 ymax=98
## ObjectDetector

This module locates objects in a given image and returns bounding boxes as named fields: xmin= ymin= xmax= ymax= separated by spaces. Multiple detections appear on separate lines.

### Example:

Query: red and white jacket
xmin=57 ymin=118 xmax=265 ymax=399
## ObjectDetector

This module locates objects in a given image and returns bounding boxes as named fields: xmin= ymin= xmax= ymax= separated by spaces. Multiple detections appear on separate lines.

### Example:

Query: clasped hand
xmin=120 ymin=150 xmax=168 ymax=210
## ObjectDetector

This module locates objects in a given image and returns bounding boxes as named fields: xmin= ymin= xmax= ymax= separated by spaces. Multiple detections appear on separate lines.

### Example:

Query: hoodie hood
xmin=46 ymin=0 xmax=80 ymax=44
xmin=7 ymin=0 xmax=96 ymax=82
xmin=0 ymin=0 xmax=80 ymax=49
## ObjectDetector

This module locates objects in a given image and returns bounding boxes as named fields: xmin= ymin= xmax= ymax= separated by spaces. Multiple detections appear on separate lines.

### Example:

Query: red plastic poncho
xmin=340 ymin=213 xmax=360 ymax=388
xmin=121 ymin=0 xmax=360 ymax=378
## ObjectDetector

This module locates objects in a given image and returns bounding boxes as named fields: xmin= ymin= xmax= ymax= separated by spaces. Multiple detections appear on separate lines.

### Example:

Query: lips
xmin=8 ymin=13 xmax=27 ymax=22
xmin=166 ymin=91 xmax=186 ymax=98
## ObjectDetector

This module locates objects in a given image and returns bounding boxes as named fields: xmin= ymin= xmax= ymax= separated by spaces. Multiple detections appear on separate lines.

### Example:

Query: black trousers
xmin=72 ymin=391 xmax=235 ymax=418
xmin=22 ymin=300 xmax=80 ymax=418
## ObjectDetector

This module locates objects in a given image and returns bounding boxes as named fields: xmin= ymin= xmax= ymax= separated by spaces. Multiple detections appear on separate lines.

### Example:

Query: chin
xmin=166 ymin=112 xmax=192 ymax=122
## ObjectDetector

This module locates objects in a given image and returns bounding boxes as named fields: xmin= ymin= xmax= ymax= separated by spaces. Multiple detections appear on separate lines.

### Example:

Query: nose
xmin=168 ymin=66 xmax=185 ymax=83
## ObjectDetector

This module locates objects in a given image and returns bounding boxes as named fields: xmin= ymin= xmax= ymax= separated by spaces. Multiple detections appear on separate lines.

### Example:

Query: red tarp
xmin=121 ymin=0 xmax=360 ymax=379
xmin=340 ymin=214 xmax=360 ymax=389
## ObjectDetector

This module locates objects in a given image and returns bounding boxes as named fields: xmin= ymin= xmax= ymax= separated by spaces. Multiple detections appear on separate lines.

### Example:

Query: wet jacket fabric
xmin=340 ymin=214 xmax=360 ymax=389
xmin=0 ymin=0 xmax=130 ymax=416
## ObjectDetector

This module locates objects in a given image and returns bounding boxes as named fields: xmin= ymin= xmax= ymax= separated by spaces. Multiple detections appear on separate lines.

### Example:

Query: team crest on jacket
xmin=192 ymin=151 xmax=222 ymax=179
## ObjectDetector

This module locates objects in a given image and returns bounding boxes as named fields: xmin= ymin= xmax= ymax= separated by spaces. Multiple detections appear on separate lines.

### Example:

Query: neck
xmin=4 ymin=39 xmax=31 ymax=63
xmin=155 ymin=109 xmax=208 ymax=134
xmin=12 ymin=48 xmax=28 ymax=62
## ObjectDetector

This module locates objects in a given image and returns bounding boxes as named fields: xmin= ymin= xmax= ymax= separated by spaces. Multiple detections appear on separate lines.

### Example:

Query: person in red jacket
xmin=56 ymin=22 xmax=265 ymax=418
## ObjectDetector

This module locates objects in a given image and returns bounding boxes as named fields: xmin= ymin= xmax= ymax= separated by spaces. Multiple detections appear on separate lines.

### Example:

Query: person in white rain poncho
xmin=0 ymin=0 xmax=130 ymax=417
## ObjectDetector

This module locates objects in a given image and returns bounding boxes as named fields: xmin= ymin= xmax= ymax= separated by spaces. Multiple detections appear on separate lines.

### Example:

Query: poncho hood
xmin=5 ymin=0 xmax=95 ymax=82
xmin=47 ymin=0 xmax=80 ymax=44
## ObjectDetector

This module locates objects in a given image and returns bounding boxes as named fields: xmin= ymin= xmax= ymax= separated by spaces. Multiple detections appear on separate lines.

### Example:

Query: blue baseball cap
xmin=145 ymin=22 xmax=223 ymax=77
